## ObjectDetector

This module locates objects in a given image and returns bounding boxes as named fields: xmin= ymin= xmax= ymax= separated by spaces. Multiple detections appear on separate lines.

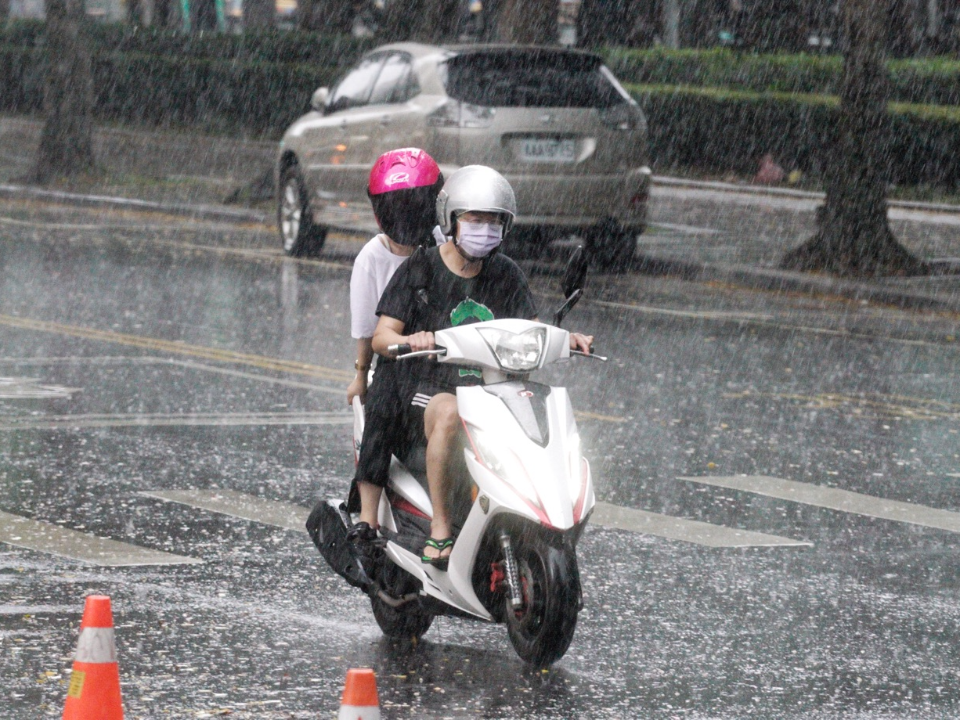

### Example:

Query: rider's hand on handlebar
xmin=569 ymin=332 xmax=594 ymax=355
xmin=405 ymin=331 xmax=436 ymax=353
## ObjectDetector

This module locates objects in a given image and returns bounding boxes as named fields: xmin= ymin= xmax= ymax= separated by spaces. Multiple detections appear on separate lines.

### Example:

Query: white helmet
xmin=436 ymin=165 xmax=517 ymax=237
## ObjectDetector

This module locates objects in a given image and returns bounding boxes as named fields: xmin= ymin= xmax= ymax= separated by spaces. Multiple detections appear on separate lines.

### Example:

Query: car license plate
xmin=518 ymin=138 xmax=576 ymax=163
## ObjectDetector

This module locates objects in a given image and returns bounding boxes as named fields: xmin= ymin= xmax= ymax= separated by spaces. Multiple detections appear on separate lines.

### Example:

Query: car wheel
xmin=278 ymin=164 xmax=327 ymax=257
xmin=585 ymin=219 xmax=635 ymax=273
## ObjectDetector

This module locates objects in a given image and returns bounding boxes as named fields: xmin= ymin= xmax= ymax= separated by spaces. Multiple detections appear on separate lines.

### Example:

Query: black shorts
xmin=396 ymin=381 xmax=459 ymax=451
xmin=352 ymin=359 xmax=403 ymax=489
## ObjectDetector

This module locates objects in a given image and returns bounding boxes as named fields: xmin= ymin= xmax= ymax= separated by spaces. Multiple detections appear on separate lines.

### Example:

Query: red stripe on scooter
xmin=390 ymin=493 xmax=430 ymax=520
xmin=462 ymin=419 xmax=553 ymax=528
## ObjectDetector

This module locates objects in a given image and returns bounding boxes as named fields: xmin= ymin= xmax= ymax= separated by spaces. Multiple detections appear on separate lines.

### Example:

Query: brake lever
xmin=571 ymin=349 xmax=608 ymax=362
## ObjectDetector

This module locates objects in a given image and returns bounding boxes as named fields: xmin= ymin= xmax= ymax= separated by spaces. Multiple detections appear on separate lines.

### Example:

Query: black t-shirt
xmin=377 ymin=246 xmax=538 ymax=391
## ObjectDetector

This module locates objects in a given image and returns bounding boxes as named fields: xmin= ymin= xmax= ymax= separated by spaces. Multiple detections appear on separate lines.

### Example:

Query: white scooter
xmin=308 ymin=248 xmax=603 ymax=667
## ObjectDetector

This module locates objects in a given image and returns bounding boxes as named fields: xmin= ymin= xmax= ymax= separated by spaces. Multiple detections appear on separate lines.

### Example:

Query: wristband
xmin=355 ymin=361 xmax=371 ymax=372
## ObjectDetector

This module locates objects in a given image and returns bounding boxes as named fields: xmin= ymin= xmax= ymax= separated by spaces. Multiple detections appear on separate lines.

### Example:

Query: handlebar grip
xmin=388 ymin=343 xmax=412 ymax=356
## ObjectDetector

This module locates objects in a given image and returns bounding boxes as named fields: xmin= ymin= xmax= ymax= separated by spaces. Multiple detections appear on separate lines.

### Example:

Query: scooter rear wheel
xmin=505 ymin=538 xmax=580 ymax=667
xmin=370 ymin=563 xmax=434 ymax=641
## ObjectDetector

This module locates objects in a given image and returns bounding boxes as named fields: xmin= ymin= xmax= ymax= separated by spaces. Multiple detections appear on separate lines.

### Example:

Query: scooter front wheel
xmin=505 ymin=538 xmax=580 ymax=667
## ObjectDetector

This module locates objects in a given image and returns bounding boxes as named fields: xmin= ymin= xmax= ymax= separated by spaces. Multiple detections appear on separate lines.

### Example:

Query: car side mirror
xmin=310 ymin=87 xmax=330 ymax=113
xmin=553 ymin=245 xmax=588 ymax=327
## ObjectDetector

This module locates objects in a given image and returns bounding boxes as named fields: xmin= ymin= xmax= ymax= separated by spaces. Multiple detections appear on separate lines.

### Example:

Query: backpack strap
xmin=406 ymin=245 xmax=433 ymax=307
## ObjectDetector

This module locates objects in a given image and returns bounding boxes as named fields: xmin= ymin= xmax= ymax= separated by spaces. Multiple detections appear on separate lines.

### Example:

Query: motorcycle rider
xmin=372 ymin=165 xmax=593 ymax=569
xmin=321 ymin=148 xmax=444 ymax=557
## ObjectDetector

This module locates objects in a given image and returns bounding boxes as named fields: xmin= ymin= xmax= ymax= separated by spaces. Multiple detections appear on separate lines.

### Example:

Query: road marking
xmin=590 ymin=501 xmax=811 ymax=548
xmin=591 ymin=299 xmax=776 ymax=322
xmin=141 ymin=489 xmax=309 ymax=532
xmin=0 ymin=377 xmax=81 ymax=399
xmin=722 ymin=390 xmax=960 ymax=421
xmin=575 ymin=410 xmax=629 ymax=423
xmin=647 ymin=221 xmax=723 ymax=235
xmin=0 ymin=510 xmax=202 ymax=566
xmin=680 ymin=475 xmax=960 ymax=533
xmin=144 ymin=489 xmax=808 ymax=549
xmin=0 ymin=411 xmax=353 ymax=431
xmin=0 ymin=356 xmax=345 ymax=396
xmin=0 ymin=314 xmax=354 ymax=382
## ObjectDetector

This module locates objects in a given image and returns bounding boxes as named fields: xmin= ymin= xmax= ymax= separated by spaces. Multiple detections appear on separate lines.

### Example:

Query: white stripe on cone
xmin=338 ymin=704 xmax=380 ymax=720
xmin=75 ymin=627 xmax=117 ymax=663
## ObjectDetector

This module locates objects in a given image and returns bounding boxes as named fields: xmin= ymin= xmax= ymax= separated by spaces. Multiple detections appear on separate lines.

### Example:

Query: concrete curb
xmin=653 ymin=175 xmax=960 ymax=215
xmin=2 ymin=181 xmax=957 ymax=314
xmin=0 ymin=184 xmax=269 ymax=225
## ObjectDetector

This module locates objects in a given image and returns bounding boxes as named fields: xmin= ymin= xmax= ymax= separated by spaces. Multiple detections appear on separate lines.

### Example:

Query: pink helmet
xmin=368 ymin=148 xmax=441 ymax=195
xmin=368 ymin=148 xmax=443 ymax=246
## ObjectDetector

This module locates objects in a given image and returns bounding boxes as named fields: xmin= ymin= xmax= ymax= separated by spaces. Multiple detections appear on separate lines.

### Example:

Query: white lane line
xmin=680 ymin=475 xmax=960 ymax=534
xmin=143 ymin=489 xmax=810 ymax=549
xmin=140 ymin=489 xmax=309 ymax=532
xmin=0 ymin=377 xmax=81 ymax=399
xmin=591 ymin=299 xmax=776 ymax=322
xmin=0 ymin=411 xmax=353 ymax=431
xmin=590 ymin=501 xmax=811 ymax=548
xmin=164 ymin=359 xmax=343 ymax=395
xmin=0 ymin=510 xmax=202 ymax=566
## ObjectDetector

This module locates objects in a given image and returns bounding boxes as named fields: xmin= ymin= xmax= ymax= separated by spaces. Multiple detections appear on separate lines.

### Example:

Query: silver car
xmin=276 ymin=43 xmax=650 ymax=269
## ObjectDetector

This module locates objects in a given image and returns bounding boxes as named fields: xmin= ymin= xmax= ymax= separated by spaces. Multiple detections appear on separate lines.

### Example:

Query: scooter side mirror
xmin=553 ymin=246 xmax=588 ymax=327
xmin=561 ymin=245 xmax=588 ymax=299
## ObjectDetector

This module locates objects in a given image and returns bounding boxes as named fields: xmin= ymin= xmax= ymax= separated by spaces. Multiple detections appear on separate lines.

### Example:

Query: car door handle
xmin=379 ymin=116 xmax=392 ymax=126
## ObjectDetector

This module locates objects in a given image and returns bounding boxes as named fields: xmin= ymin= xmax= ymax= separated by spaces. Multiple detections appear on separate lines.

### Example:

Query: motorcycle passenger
xmin=372 ymin=166 xmax=593 ymax=570
xmin=324 ymin=148 xmax=443 ymax=557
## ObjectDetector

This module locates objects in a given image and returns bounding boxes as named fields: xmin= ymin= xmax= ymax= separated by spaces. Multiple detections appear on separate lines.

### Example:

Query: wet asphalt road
xmin=1 ymin=197 xmax=960 ymax=718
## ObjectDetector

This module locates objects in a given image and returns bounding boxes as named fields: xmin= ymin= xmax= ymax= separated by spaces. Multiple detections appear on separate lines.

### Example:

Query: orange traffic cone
xmin=338 ymin=668 xmax=380 ymax=720
xmin=63 ymin=595 xmax=124 ymax=720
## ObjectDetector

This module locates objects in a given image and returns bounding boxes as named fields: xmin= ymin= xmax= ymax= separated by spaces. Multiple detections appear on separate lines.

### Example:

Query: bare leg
xmin=357 ymin=481 xmax=382 ymax=527
xmin=422 ymin=392 xmax=460 ymax=559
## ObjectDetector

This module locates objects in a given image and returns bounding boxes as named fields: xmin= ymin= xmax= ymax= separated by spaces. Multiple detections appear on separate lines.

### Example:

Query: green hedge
xmin=4 ymin=23 xmax=960 ymax=187
xmin=0 ymin=19 xmax=373 ymax=67
xmin=633 ymin=83 xmax=960 ymax=187
xmin=606 ymin=47 xmax=960 ymax=108
xmin=0 ymin=44 xmax=345 ymax=134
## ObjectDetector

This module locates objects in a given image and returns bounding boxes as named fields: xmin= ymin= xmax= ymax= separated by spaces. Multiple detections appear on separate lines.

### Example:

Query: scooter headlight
xmin=477 ymin=327 xmax=546 ymax=372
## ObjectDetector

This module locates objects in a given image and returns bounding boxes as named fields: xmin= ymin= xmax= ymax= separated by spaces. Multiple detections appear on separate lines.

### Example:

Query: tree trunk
xmin=153 ymin=0 xmax=182 ymax=29
xmin=35 ymin=0 xmax=95 ymax=183
xmin=577 ymin=0 xmax=630 ymax=48
xmin=780 ymin=0 xmax=926 ymax=277
xmin=298 ymin=0 xmax=354 ymax=33
xmin=243 ymin=0 xmax=276 ymax=30
xmin=499 ymin=0 xmax=557 ymax=44
xmin=126 ymin=0 xmax=148 ymax=26
xmin=378 ymin=0 xmax=458 ymax=43
xmin=243 ymin=0 xmax=275 ymax=28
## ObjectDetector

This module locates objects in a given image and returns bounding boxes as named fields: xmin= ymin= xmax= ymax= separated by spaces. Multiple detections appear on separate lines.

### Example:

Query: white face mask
xmin=456 ymin=221 xmax=503 ymax=259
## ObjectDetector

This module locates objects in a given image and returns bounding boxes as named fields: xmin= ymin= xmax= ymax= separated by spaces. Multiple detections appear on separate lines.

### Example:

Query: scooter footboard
xmin=306 ymin=500 xmax=373 ymax=593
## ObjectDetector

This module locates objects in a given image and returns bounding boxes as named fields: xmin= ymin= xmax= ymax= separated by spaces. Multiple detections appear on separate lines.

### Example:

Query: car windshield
xmin=443 ymin=51 xmax=629 ymax=109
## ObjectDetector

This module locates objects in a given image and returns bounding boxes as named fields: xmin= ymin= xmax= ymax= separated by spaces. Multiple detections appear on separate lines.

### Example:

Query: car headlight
xmin=477 ymin=327 xmax=546 ymax=372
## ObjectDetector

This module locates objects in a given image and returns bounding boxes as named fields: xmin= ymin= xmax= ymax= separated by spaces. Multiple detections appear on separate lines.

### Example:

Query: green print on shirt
xmin=450 ymin=298 xmax=494 ymax=378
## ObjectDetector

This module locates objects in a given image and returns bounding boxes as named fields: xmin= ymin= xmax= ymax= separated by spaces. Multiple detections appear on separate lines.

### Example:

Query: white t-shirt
xmin=350 ymin=234 xmax=410 ymax=339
